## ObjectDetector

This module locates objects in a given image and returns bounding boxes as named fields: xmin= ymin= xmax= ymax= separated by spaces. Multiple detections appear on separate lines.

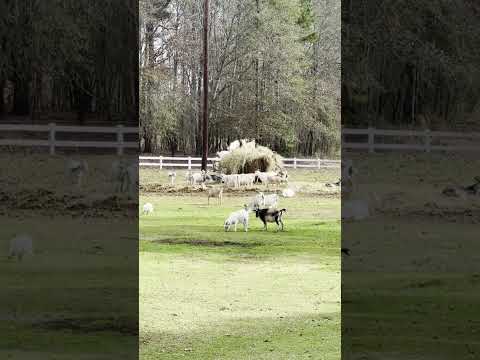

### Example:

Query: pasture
xmin=139 ymin=168 xmax=341 ymax=359
xmin=342 ymin=152 xmax=480 ymax=359
xmin=0 ymin=154 xmax=138 ymax=359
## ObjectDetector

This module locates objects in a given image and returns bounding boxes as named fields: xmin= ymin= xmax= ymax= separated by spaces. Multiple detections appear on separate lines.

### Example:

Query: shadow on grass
xmin=35 ymin=316 xmax=138 ymax=335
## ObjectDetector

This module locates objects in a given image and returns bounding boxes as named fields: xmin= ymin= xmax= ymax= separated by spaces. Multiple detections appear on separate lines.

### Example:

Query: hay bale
xmin=219 ymin=144 xmax=284 ymax=174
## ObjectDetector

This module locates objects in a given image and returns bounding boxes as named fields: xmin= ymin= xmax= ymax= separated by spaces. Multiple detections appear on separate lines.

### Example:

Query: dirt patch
xmin=377 ymin=205 xmax=480 ymax=224
xmin=0 ymin=189 xmax=137 ymax=218
xmin=35 ymin=316 xmax=138 ymax=335
xmin=140 ymin=183 xmax=340 ymax=197
xmin=152 ymin=238 xmax=262 ymax=248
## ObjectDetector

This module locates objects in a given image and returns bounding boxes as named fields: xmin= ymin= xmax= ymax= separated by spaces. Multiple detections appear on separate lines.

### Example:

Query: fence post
xmin=48 ymin=123 xmax=56 ymax=155
xmin=188 ymin=156 xmax=192 ymax=170
xmin=368 ymin=127 xmax=375 ymax=153
xmin=293 ymin=157 xmax=297 ymax=169
xmin=116 ymin=125 xmax=124 ymax=155
xmin=424 ymin=129 xmax=431 ymax=153
xmin=159 ymin=156 xmax=163 ymax=169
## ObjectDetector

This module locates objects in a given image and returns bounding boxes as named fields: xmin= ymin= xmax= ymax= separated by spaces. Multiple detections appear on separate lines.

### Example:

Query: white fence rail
xmin=139 ymin=156 xmax=340 ymax=170
xmin=342 ymin=127 xmax=480 ymax=152
xmin=2 ymin=123 xmax=478 ymax=156
xmin=0 ymin=123 xmax=138 ymax=155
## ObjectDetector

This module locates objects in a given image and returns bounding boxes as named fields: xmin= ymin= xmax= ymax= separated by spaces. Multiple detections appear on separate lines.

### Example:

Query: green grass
xmin=140 ymin=177 xmax=341 ymax=360
xmin=0 ymin=218 xmax=137 ymax=359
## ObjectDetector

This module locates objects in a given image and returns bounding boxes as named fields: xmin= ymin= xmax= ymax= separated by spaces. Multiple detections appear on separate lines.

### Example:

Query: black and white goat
xmin=254 ymin=207 xmax=287 ymax=231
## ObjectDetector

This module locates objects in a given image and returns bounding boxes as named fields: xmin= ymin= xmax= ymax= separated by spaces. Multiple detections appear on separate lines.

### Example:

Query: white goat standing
xmin=8 ymin=234 xmax=34 ymax=261
xmin=204 ymin=185 xmax=223 ymax=205
xmin=168 ymin=171 xmax=176 ymax=185
xmin=143 ymin=202 xmax=154 ymax=215
xmin=65 ymin=159 xmax=89 ymax=188
xmin=224 ymin=205 xmax=249 ymax=232
xmin=237 ymin=173 xmax=255 ymax=187
xmin=222 ymin=174 xmax=239 ymax=188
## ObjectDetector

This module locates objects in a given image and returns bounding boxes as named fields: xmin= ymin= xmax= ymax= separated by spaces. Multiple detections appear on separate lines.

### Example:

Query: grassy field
xmin=140 ymin=168 xmax=341 ymax=359
xmin=0 ymin=154 xmax=138 ymax=359
xmin=342 ymin=152 xmax=480 ymax=359
xmin=0 ymin=217 xmax=138 ymax=360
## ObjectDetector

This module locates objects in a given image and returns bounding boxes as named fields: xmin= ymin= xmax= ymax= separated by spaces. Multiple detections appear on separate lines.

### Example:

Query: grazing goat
xmin=254 ymin=170 xmax=276 ymax=184
xmin=168 ymin=171 xmax=176 ymax=185
xmin=254 ymin=208 xmax=287 ymax=231
xmin=204 ymin=185 xmax=223 ymax=205
xmin=143 ymin=203 xmax=154 ymax=215
xmin=224 ymin=205 xmax=249 ymax=232
xmin=8 ymin=234 xmax=33 ymax=261
xmin=65 ymin=159 xmax=88 ymax=188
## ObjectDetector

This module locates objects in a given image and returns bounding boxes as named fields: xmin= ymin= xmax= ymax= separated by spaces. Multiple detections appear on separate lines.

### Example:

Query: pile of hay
xmin=219 ymin=141 xmax=284 ymax=174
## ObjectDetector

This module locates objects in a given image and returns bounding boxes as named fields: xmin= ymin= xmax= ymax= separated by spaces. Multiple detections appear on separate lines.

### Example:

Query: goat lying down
xmin=254 ymin=208 xmax=287 ymax=231
xmin=224 ymin=205 xmax=249 ymax=232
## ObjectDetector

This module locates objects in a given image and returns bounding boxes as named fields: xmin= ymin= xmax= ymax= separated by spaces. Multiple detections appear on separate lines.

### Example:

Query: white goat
xmin=168 ymin=171 xmax=176 ymax=185
xmin=237 ymin=173 xmax=255 ymax=187
xmin=248 ymin=192 xmax=278 ymax=210
xmin=65 ymin=159 xmax=88 ymax=188
xmin=143 ymin=202 xmax=154 ymax=215
xmin=254 ymin=170 xmax=277 ymax=185
xmin=224 ymin=205 xmax=249 ymax=232
xmin=282 ymin=188 xmax=295 ymax=198
xmin=8 ymin=234 xmax=34 ymax=261
xmin=222 ymin=174 xmax=239 ymax=188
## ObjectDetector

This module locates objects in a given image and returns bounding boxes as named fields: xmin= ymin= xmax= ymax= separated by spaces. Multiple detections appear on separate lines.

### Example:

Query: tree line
xmin=0 ymin=0 xmax=138 ymax=124
xmin=342 ymin=0 xmax=480 ymax=130
xmin=140 ymin=0 xmax=340 ymax=157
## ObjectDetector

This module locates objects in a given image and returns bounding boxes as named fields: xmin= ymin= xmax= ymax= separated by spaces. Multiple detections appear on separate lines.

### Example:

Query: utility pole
xmin=201 ymin=0 xmax=209 ymax=171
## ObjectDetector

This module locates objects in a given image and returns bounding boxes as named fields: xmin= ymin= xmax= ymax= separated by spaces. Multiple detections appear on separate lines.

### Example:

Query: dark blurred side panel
xmin=342 ymin=1 xmax=480 ymax=359
xmin=0 ymin=1 xmax=139 ymax=359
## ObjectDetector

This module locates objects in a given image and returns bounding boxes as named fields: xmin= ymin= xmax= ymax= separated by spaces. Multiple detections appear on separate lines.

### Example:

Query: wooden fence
xmin=342 ymin=127 xmax=480 ymax=152
xmin=139 ymin=156 xmax=340 ymax=170
xmin=0 ymin=123 xmax=138 ymax=154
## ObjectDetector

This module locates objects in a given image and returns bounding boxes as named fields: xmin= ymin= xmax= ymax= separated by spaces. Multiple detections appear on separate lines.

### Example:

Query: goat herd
xmin=143 ymin=168 xmax=295 ymax=233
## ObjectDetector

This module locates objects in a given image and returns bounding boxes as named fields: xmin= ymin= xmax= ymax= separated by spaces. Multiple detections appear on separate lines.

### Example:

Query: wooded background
xmin=140 ymin=0 xmax=340 ymax=157
xmin=342 ymin=0 xmax=480 ymax=132
xmin=0 ymin=0 xmax=138 ymax=125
